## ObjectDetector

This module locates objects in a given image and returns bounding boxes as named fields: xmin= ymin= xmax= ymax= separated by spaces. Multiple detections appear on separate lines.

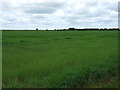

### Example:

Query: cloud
xmin=22 ymin=2 xmax=65 ymax=14
xmin=1 ymin=0 xmax=119 ymax=29
xmin=61 ymin=0 xmax=118 ymax=28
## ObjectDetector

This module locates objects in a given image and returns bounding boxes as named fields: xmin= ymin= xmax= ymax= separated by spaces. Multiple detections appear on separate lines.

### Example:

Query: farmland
xmin=2 ymin=31 xmax=118 ymax=88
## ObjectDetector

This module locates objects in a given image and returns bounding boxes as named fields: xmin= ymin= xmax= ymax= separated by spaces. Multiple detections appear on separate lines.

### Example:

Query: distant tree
xmin=68 ymin=27 xmax=75 ymax=31
xmin=63 ymin=29 xmax=66 ymax=31
xmin=36 ymin=28 xmax=38 ymax=30
xmin=104 ymin=28 xmax=107 ymax=30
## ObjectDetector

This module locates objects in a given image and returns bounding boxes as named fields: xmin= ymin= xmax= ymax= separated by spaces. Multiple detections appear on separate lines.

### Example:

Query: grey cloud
xmin=98 ymin=1 xmax=117 ymax=13
xmin=31 ymin=15 xmax=46 ymax=19
xmin=76 ymin=7 xmax=89 ymax=15
xmin=1 ymin=2 xmax=10 ymax=11
xmin=2 ymin=14 xmax=16 ymax=22
xmin=1 ymin=1 xmax=19 ymax=12
xmin=22 ymin=2 xmax=64 ymax=14
xmin=85 ymin=1 xmax=98 ymax=7
xmin=63 ymin=1 xmax=117 ymax=26
xmin=1 ymin=0 xmax=118 ymax=29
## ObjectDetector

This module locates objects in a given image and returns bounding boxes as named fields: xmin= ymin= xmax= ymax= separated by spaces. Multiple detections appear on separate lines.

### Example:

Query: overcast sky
xmin=0 ymin=0 xmax=119 ymax=29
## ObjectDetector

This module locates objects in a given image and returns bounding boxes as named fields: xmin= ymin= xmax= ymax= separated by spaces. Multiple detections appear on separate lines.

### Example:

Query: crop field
xmin=2 ymin=31 xmax=118 ymax=88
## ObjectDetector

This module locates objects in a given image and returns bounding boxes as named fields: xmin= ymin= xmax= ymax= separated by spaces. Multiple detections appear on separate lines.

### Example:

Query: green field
xmin=2 ymin=31 xmax=118 ymax=88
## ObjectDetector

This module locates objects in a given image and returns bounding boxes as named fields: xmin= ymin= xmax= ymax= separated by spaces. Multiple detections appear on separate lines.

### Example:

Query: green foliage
xmin=36 ymin=28 xmax=38 ymax=30
xmin=68 ymin=27 xmax=75 ymax=31
xmin=2 ymin=31 xmax=118 ymax=88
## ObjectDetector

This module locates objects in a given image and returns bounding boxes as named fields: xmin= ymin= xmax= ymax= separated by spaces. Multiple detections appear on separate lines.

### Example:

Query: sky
xmin=0 ymin=0 xmax=119 ymax=30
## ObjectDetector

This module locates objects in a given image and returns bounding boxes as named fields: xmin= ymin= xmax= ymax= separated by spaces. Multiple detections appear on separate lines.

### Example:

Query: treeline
xmin=37 ymin=28 xmax=119 ymax=31
xmin=53 ymin=28 xmax=119 ymax=31
xmin=2 ymin=28 xmax=120 ymax=31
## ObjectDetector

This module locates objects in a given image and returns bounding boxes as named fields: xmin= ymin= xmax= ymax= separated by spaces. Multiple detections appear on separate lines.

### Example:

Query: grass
xmin=2 ymin=31 xmax=118 ymax=88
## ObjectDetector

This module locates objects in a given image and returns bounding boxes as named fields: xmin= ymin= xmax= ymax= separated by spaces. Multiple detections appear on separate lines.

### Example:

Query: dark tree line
xmin=55 ymin=28 xmax=119 ymax=31
xmin=35 ymin=27 xmax=119 ymax=31
xmin=2 ymin=28 xmax=119 ymax=31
